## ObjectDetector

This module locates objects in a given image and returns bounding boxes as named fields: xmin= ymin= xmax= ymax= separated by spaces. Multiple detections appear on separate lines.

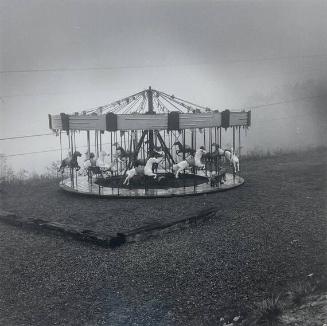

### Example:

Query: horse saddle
xmin=135 ymin=166 xmax=145 ymax=175
xmin=185 ymin=156 xmax=195 ymax=165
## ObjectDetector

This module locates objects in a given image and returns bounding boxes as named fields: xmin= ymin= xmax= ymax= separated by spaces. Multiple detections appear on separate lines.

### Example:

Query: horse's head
xmin=116 ymin=146 xmax=124 ymax=153
xmin=173 ymin=141 xmax=181 ymax=147
xmin=113 ymin=142 xmax=120 ymax=147
xmin=199 ymin=146 xmax=207 ymax=154
xmin=148 ymin=157 xmax=161 ymax=164
xmin=74 ymin=151 xmax=82 ymax=157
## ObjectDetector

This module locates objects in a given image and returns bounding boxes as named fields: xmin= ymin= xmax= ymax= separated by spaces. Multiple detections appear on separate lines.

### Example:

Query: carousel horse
xmin=210 ymin=167 xmax=227 ymax=186
xmin=83 ymin=152 xmax=99 ymax=177
xmin=224 ymin=147 xmax=240 ymax=173
xmin=202 ymin=144 xmax=225 ymax=171
xmin=83 ymin=152 xmax=97 ymax=170
xmin=114 ymin=145 xmax=135 ymax=161
xmin=144 ymin=140 xmax=162 ymax=152
xmin=58 ymin=151 xmax=82 ymax=173
xmin=86 ymin=151 xmax=123 ymax=178
xmin=209 ymin=145 xmax=239 ymax=173
xmin=173 ymin=147 xmax=207 ymax=178
xmin=173 ymin=141 xmax=195 ymax=156
xmin=114 ymin=143 xmax=163 ymax=168
xmin=204 ymin=143 xmax=225 ymax=159
xmin=123 ymin=157 xmax=162 ymax=185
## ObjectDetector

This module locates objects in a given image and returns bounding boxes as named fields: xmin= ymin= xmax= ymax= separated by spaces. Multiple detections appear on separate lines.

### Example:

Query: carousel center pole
xmin=146 ymin=86 xmax=155 ymax=155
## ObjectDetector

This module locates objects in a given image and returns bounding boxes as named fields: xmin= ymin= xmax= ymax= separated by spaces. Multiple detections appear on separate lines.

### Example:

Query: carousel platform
xmin=59 ymin=172 xmax=244 ymax=198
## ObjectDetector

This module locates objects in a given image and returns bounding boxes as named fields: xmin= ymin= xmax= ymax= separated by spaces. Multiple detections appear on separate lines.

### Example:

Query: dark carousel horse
xmin=114 ymin=144 xmax=163 ymax=173
xmin=144 ymin=140 xmax=162 ymax=152
xmin=58 ymin=151 xmax=82 ymax=173
xmin=202 ymin=144 xmax=225 ymax=172
xmin=173 ymin=141 xmax=195 ymax=156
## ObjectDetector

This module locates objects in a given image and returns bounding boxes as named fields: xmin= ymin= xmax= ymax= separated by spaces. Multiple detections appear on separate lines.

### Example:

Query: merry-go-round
xmin=48 ymin=87 xmax=251 ymax=198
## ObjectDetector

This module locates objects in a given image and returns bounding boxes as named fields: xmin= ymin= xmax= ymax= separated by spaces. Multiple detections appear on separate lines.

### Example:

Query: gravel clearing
xmin=0 ymin=149 xmax=326 ymax=325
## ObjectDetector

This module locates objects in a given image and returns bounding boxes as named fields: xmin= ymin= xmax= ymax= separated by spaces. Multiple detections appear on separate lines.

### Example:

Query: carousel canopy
xmin=49 ymin=87 xmax=251 ymax=132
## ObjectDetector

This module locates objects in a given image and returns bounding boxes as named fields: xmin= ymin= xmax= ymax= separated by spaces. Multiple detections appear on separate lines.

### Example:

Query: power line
xmin=4 ymin=148 xmax=63 ymax=157
xmin=240 ymin=94 xmax=327 ymax=111
xmin=0 ymin=132 xmax=56 ymax=141
xmin=3 ymin=142 xmax=112 ymax=158
xmin=1 ymin=53 xmax=327 ymax=74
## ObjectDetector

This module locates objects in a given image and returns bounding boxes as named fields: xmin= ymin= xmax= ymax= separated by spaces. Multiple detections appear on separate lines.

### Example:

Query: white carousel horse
xmin=96 ymin=151 xmax=111 ymax=169
xmin=123 ymin=157 xmax=162 ymax=185
xmin=82 ymin=152 xmax=96 ymax=172
xmin=210 ymin=144 xmax=240 ymax=173
xmin=194 ymin=147 xmax=207 ymax=168
xmin=224 ymin=147 xmax=240 ymax=173
xmin=173 ymin=147 xmax=207 ymax=178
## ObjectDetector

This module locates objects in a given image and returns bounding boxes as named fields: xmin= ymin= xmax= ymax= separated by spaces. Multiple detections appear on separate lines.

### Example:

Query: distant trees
xmin=0 ymin=154 xmax=60 ymax=183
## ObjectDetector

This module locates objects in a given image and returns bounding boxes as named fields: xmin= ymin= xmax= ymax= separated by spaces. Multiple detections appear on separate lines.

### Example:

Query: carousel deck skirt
xmin=59 ymin=173 xmax=244 ymax=198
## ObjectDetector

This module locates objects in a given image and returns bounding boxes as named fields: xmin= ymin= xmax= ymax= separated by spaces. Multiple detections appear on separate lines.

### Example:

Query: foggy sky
xmin=1 ymin=0 xmax=327 ymax=172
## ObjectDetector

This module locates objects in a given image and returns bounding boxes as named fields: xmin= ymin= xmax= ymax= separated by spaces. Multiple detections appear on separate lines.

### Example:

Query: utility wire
xmin=244 ymin=94 xmax=327 ymax=111
xmin=0 ymin=132 xmax=56 ymax=141
xmin=1 ymin=53 xmax=327 ymax=74
xmin=3 ymin=142 xmax=112 ymax=158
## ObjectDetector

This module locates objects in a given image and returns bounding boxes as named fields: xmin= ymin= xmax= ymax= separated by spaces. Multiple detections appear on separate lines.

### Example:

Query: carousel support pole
xmin=209 ymin=128 xmax=212 ymax=154
xmin=68 ymin=132 xmax=71 ymax=155
xmin=169 ymin=131 xmax=173 ymax=169
xmin=73 ymin=131 xmax=76 ymax=152
xmin=70 ymin=132 xmax=74 ymax=182
xmin=59 ymin=131 xmax=63 ymax=183
xmin=191 ymin=129 xmax=195 ymax=175
xmin=156 ymin=131 xmax=175 ymax=164
xmin=214 ymin=127 xmax=218 ymax=174
xmin=232 ymin=126 xmax=236 ymax=182
xmin=73 ymin=131 xmax=77 ymax=186
xmin=163 ymin=131 xmax=167 ymax=171
xmin=110 ymin=132 xmax=113 ymax=161
xmin=233 ymin=127 xmax=236 ymax=154
xmin=191 ymin=129 xmax=194 ymax=151
xmin=146 ymin=86 xmax=155 ymax=155
xmin=238 ymin=127 xmax=241 ymax=158
xmin=87 ymin=131 xmax=90 ymax=157
xmin=115 ymin=132 xmax=119 ymax=175
xmin=94 ymin=131 xmax=97 ymax=157
xmin=100 ymin=131 xmax=103 ymax=152
xmin=214 ymin=127 xmax=217 ymax=145
xmin=129 ymin=130 xmax=147 ymax=169
xmin=182 ymin=129 xmax=186 ymax=161
xmin=60 ymin=132 xmax=63 ymax=162
xmin=219 ymin=127 xmax=222 ymax=147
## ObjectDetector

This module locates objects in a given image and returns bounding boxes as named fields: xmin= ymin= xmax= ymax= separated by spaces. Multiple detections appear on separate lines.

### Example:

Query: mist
xmin=1 ymin=0 xmax=327 ymax=173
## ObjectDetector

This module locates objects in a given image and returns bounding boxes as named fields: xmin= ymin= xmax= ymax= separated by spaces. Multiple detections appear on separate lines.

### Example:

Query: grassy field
xmin=0 ymin=148 xmax=326 ymax=325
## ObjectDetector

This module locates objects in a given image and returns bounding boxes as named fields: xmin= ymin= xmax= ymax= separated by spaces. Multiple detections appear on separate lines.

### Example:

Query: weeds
xmin=288 ymin=281 xmax=317 ymax=305
xmin=250 ymin=295 xmax=284 ymax=326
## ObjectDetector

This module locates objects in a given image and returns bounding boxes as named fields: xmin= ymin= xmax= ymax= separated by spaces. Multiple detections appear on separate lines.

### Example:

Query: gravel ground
xmin=0 ymin=149 xmax=326 ymax=325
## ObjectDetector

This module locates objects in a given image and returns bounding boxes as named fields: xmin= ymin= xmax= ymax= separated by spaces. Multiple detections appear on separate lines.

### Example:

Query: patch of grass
xmin=250 ymin=295 xmax=284 ymax=326
xmin=288 ymin=281 xmax=317 ymax=305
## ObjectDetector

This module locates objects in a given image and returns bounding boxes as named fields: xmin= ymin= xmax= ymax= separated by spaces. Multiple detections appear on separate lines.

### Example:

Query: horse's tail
xmin=58 ymin=162 xmax=64 ymax=172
